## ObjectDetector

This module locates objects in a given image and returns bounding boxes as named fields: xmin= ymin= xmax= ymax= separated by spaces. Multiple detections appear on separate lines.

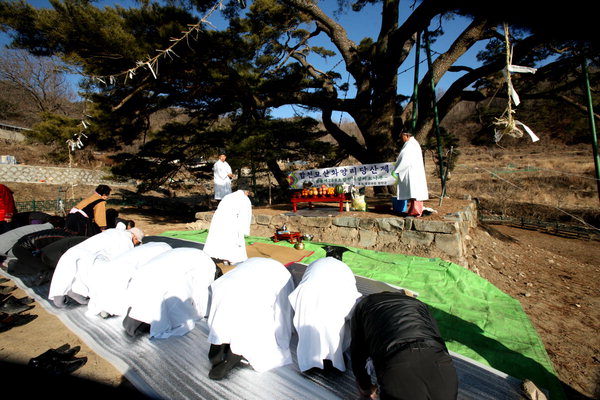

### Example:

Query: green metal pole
xmin=582 ymin=55 xmax=600 ymax=201
xmin=424 ymin=30 xmax=446 ymax=202
xmin=411 ymin=31 xmax=421 ymax=134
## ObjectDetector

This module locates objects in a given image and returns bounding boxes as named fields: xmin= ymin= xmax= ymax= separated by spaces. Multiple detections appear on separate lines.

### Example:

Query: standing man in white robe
xmin=213 ymin=151 xmax=233 ymax=201
xmin=48 ymin=226 xmax=144 ymax=308
xmin=288 ymin=257 xmax=361 ymax=372
xmin=206 ymin=257 xmax=295 ymax=380
xmin=202 ymin=189 xmax=252 ymax=265
xmin=393 ymin=132 xmax=429 ymax=217
xmin=123 ymin=247 xmax=217 ymax=339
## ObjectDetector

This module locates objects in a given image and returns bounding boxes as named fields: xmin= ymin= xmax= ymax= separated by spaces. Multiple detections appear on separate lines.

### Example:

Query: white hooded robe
xmin=207 ymin=257 xmax=294 ymax=372
xmin=86 ymin=241 xmax=173 ymax=317
xmin=126 ymin=247 xmax=217 ymax=339
xmin=202 ymin=190 xmax=252 ymax=264
xmin=213 ymin=159 xmax=232 ymax=200
xmin=393 ymin=136 xmax=429 ymax=201
xmin=288 ymin=257 xmax=361 ymax=372
xmin=48 ymin=227 xmax=134 ymax=301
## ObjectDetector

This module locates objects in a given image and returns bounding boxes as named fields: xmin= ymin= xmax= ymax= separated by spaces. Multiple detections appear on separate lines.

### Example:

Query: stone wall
xmin=0 ymin=164 xmax=129 ymax=186
xmin=193 ymin=201 xmax=478 ymax=267
xmin=0 ymin=127 xmax=26 ymax=142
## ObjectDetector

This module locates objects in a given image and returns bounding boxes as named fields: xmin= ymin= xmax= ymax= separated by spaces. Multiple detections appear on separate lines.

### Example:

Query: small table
xmin=273 ymin=231 xmax=302 ymax=243
xmin=291 ymin=194 xmax=346 ymax=212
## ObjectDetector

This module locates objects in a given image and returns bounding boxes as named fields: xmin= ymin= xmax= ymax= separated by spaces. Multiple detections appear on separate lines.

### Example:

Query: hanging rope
xmin=493 ymin=23 xmax=540 ymax=143
xmin=89 ymin=0 xmax=226 ymax=86
xmin=61 ymin=0 xmax=229 ymax=163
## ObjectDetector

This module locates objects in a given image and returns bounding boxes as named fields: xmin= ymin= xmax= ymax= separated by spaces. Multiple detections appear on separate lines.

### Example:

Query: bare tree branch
xmin=0 ymin=49 xmax=74 ymax=114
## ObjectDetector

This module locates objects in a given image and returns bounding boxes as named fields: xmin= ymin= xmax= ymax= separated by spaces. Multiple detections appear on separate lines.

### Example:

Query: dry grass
xmin=426 ymin=143 xmax=599 ymax=229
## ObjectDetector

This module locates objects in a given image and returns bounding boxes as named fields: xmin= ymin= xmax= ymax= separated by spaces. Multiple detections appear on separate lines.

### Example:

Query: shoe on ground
xmin=0 ymin=313 xmax=38 ymax=332
xmin=0 ymin=277 xmax=9 ymax=284
xmin=16 ymin=296 xmax=34 ymax=305
xmin=0 ymin=295 xmax=35 ymax=315
xmin=0 ymin=285 xmax=17 ymax=295
xmin=2 ymin=294 xmax=35 ymax=305
xmin=208 ymin=353 xmax=242 ymax=380
xmin=58 ymin=357 xmax=88 ymax=374
xmin=28 ymin=355 xmax=88 ymax=375
xmin=29 ymin=344 xmax=82 ymax=367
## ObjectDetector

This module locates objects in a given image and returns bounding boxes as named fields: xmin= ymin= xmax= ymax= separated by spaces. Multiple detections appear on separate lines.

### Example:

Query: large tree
xmin=231 ymin=0 xmax=598 ymax=165
xmin=1 ymin=0 xmax=597 ymax=188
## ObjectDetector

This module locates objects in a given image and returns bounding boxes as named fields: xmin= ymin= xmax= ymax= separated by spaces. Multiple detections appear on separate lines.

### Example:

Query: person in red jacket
xmin=0 ymin=184 xmax=17 ymax=234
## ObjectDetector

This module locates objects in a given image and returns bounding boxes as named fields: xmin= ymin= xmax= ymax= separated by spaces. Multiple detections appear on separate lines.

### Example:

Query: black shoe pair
xmin=208 ymin=344 xmax=242 ymax=380
xmin=0 ymin=312 xmax=38 ymax=332
xmin=0 ymin=295 xmax=35 ymax=315
xmin=208 ymin=354 xmax=242 ymax=380
xmin=28 ymin=344 xmax=87 ymax=375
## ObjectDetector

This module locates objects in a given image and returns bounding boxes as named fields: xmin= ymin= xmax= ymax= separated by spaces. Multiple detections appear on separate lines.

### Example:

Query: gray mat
xmin=1 ymin=236 xmax=527 ymax=400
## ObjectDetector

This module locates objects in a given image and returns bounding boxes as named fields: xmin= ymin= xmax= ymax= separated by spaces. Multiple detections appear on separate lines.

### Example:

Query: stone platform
xmin=193 ymin=198 xmax=478 ymax=267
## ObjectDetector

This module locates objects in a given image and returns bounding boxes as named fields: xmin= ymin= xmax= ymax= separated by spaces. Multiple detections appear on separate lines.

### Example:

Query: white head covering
xmin=128 ymin=227 xmax=145 ymax=242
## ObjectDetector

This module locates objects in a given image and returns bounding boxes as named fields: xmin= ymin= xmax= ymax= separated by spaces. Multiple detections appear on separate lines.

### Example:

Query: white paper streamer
xmin=515 ymin=120 xmax=540 ymax=142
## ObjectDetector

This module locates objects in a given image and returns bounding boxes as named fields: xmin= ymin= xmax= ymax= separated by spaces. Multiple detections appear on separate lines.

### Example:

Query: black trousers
xmin=378 ymin=344 xmax=458 ymax=400
xmin=65 ymin=213 xmax=100 ymax=237
xmin=39 ymin=236 xmax=87 ymax=270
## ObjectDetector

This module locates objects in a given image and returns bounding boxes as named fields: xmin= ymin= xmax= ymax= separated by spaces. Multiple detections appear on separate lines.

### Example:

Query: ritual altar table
xmin=273 ymin=231 xmax=302 ymax=243
xmin=290 ymin=193 xmax=346 ymax=212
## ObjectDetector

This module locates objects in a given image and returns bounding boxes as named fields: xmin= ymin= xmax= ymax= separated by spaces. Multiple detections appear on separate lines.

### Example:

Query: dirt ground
xmin=0 ymin=186 xmax=599 ymax=399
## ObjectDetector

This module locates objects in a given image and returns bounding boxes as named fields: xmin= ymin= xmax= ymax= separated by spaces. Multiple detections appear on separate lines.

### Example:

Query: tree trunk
xmin=266 ymin=158 xmax=290 ymax=191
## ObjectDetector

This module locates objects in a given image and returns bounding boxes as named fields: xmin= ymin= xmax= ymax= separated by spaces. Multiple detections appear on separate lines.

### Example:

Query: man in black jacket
xmin=350 ymin=291 xmax=458 ymax=400
xmin=10 ymin=226 xmax=81 ymax=284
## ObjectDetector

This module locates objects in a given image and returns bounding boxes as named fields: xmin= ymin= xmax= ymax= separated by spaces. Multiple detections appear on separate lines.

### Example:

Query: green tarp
xmin=160 ymin=230 xmax=564 ymax=399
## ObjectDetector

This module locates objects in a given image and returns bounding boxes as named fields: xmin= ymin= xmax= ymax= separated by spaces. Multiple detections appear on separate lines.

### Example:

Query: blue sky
xmin=1 ymin=0 xmax=486 ymax=120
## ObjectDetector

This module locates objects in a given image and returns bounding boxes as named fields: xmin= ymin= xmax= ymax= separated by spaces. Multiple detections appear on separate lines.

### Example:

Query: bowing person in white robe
xmin=86 ymin=241 xmax=173 ymax=318
xmin=202 ymin=189 xmax=252 ymax=264
xmin=393 ymin=132 xmax=429 ymax=217
xmin=125 ymin=247 xmax=217 ymax=339
xmin=48 ymin=226 xmax=144 ymax=307
xmin=206 ymin=257 xmax=294 ymax=379
xmin=213 ymin=152 xmax=233 ymax=200
xmin=288 ymin=257 xmax=361 ymax=372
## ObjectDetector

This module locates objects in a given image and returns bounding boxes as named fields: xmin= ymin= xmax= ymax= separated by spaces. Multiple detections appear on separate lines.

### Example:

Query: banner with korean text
xmin=287 ymin=162 xmax=397 ymax=189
